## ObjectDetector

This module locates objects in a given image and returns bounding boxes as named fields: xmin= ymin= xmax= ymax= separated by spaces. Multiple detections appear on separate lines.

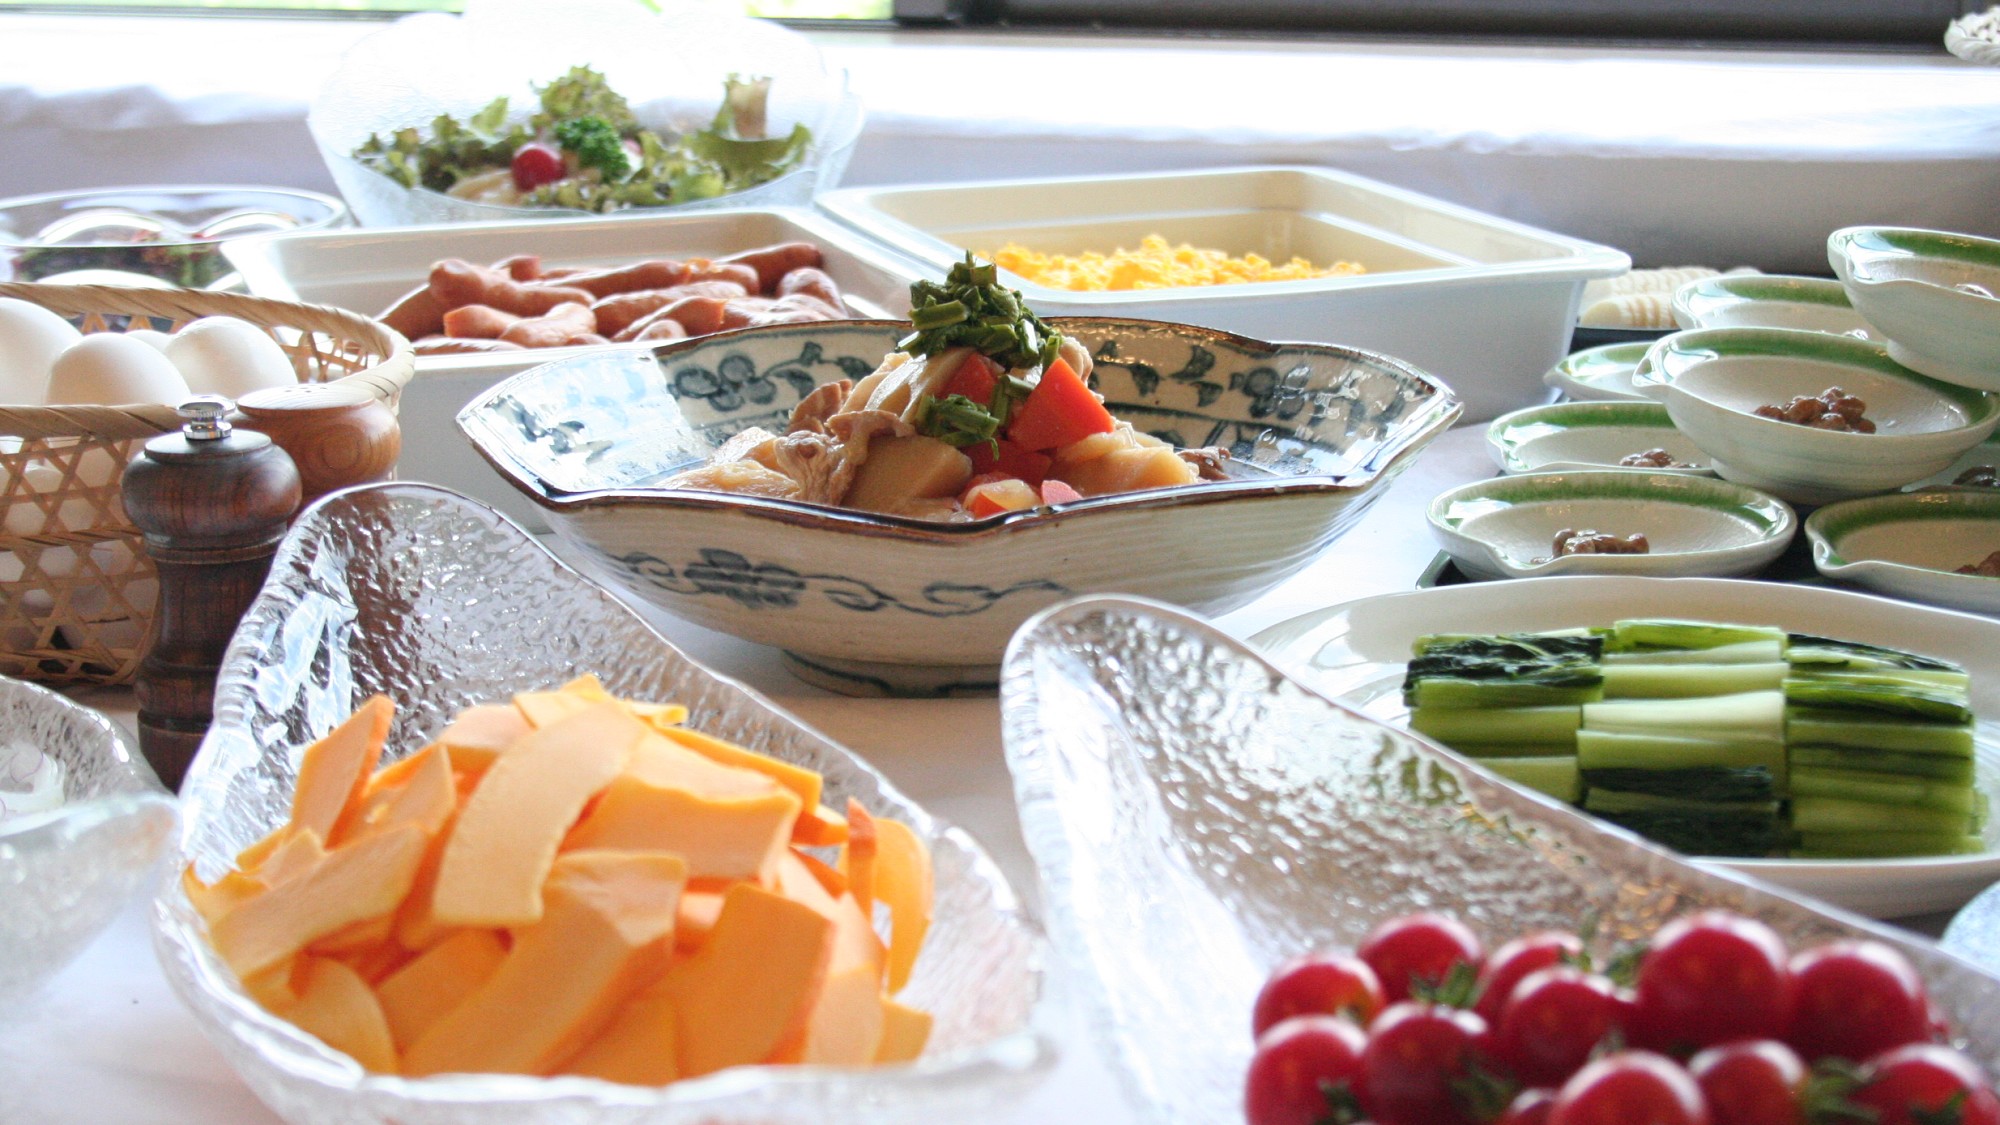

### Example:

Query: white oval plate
xmin=1487 ymin=400 xmax=1713 ymax=475
xmin=1542 ymin=341 xmax=1652 ymax=402
xmin=1429 ymin=471 xmax=1795 ymax=580
xmin=1809 ymin=490 xmax=2000 ymax=615
xmin=1672 ymin=273 xmax=1880 ymax=340
xmin=1251 ymin=575 xmax=2000 ymax=918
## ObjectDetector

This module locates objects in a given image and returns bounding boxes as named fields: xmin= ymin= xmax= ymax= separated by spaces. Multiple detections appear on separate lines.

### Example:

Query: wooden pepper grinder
xmin=233 ymin=382 xmax=400 ymax=508
xmin=124 ymin=396 xmax=302 ymax=791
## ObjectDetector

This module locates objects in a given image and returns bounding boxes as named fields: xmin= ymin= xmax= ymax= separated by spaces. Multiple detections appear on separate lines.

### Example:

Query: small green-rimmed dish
xmin=1541 ymin=341 xmax=1651 ymax=402
xmin=1486 ymin=400 xmax=1712 ymax=475
xmin=1672 ymin=273 xmax=1878 ymax=341
xmin=1642 ymin=326 xmax=2000 ymax=506
xmin=1427 ymin=470 xmax=1796 ymax=581
xmin=1807 ymin=490 xmax=2000 ymax=615
xmin=1830 ymin=226 xmax=2000 ymax=392
xmin=1921 ymin=436 xmax=2000 ymax=491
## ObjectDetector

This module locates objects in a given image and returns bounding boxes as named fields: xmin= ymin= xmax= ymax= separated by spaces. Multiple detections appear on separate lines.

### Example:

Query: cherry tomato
xmin=1245 ymin=1016 xmax=1371 ymax=1125
xmin=1548 ymin=1051 xmax=1710 ymax=1125
xmin=1476 ymin=930 xmax=1586 ymax=1025
xmin=1254 ymin=951 xmax=1387 ymax=1038
xmin=510 ymin=142 xmax=567 ymax=191
xmin=1687 ymin=1040 xmax=1804 ymax=1125
xmin=1359 ymin=1001 xmax=1489 ymax=1125
xmin=1853 ymin=1043 xmax=2000 ymax=1125
xmin=1359 ymin=913 xmax=1485 ymax=1003
xmin=1494 ymin=967 xmax=1631 ymax=1088
xmin=1786 ymin=941 xmax=1931 ymax=1063
xmin=1632 ymin=912 xmax=1791 ymax=1054
xmin=1500 ymin=1087 xmax=1559 ymax=1125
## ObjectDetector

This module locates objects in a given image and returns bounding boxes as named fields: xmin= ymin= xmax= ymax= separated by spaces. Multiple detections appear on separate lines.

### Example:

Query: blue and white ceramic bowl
xmin=460 ymin=318 xmax=1460 ymax=695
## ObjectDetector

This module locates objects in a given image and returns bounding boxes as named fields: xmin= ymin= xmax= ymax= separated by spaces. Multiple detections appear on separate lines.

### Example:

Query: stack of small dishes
xmin=1541 ymin=341 xmax=1652 ymax=402
xmin=1633 ymin=326 xmax=2000 ymax=507
xmin=1671 ymin=272 xmax=1878 ymax=341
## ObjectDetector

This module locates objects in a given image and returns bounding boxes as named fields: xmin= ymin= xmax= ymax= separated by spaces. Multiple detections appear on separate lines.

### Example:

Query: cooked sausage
xmin=439 ymin=304 xmax=523 ymax=339
xmin=614 ymin=294 xmax=732 ymax=341
xmin=682 ymin=261 xmax=762 ymax=293
xmin=378 ymin=283 xmax=447 ymax=340
xmin=499 ymin=302 xmax=598 ymax=349
xmin=493 ymin=254 xmax=542 ymax=282
xmin=775 ymin=266 xmax=845 ymax=312
xmin=632 ymin=318 xmax=689 ymax=342
xmin=592 ymin=280 xmax=752 ymax=337
xmin=427 ymin=259 xmax=595 ymax=318
xmin=718 ymin=241 xmax=823 ymax=291
xmin=559 ymin=258 xmax=691 ymax=298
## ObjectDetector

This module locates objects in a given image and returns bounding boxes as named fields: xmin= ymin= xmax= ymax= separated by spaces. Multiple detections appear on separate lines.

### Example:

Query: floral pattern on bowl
xmin=1001 ymin=594 xmax=2000 ymax=1125
xmin=1486 ymin=400 xmax=1711 ymax=475
xmin=1427 ymin=469 xmax=1795 ymax=580
xmin=459 ymin=318 xmax=1459 ymax=696
xmin=152 ymin=482 xmax=1052 ymax=1124
xmin=1808 ymin=489 xmax=2000 ymax=615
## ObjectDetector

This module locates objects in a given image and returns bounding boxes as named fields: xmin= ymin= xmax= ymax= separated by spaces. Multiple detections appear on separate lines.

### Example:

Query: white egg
xmin=0 ymin=298 xmax=83 ymax=404
xmin=164 ymin=316 xmax=296 ymax=398
xmin=123 ymin=329 xmax=175 ymax=354
xmin=45 ymin=334 xmax=193 ymax=406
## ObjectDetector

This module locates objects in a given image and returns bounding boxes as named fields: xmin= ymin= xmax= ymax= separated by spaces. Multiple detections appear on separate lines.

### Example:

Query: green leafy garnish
xmin=915 ymin=393 xmax=1003 ymax=451
xmin=552 ymin=116 xmax=632 ymax=181
xmin=351 ymin=66 xmax=811 ymax=214
xmin=901 ymin=255 xmax=1063 ymax=372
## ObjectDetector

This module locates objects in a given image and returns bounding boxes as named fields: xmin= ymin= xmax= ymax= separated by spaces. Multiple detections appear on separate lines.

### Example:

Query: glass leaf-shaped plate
xmin=151 ymin=482 xmax=1051 ymax=1125
xmin=999 ymin=594 xmax=2000 ymax=1125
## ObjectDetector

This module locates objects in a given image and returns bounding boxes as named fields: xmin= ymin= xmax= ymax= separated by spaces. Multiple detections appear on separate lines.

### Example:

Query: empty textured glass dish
xmin=150 ymin=483 xmax=1050 ymax=1125
xmin=0 ymin=673 xmax=175 ymax=1005
xmin=998 ymin=595 xmax=2000 ymax=1125
xmin=0 ymin=185 xmax=346 ymax=288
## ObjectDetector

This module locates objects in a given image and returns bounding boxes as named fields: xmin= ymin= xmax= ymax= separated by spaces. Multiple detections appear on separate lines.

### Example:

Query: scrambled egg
xmin=987 ymin=234 xmax=1364 ymax=291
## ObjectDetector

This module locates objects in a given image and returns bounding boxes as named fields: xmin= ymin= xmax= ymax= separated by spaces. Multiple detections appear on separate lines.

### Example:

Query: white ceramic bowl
xmin=460 ymin=318 xmax=1459 ymax=696
xmin=1002 ymin=594 xmax=2000 ymax=1125
xmin=1830 ymin=226 xmax=2000 ymax=392
xmin=819 ymin=166 xmax=1627 ymax=423
xmin=0 ymin=673 xmax=174 ymax=1005
xmin=1486 ymin=400 xmax=1711 ymax=475
xmin=1428 ymin=470 xmax=1794 ymax=580
xmin=1671 ymin=273 xmax=1877 ymax=340
xmin=1807 ymin=489 xmax=2000 ymax=615
xmin=154 ymin=483 xmax=1050 ymax=1125
xmin=1540 ymin=341 xmax=1651 ymax=402
xmin=1642 ymin=326 xmax=2000 ymax=506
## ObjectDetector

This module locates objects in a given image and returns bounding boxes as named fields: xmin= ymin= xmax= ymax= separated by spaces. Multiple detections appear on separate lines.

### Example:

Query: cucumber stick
xmin=1401 ymin=618 xmax=1985 ymax=861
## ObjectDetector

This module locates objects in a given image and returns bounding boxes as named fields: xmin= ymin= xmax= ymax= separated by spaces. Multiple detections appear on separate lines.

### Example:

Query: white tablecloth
xmin=0 ymin=424 xmax=1505 ymax=1125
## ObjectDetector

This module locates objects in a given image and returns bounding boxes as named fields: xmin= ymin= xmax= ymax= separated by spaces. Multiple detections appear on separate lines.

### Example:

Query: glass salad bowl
xmin=310 ymin=0 xmax=862 ymax=227
xmin=151 ymin=482 xmax=1051 ymax=1125
xmin=0 ymin=672 xmax=175 ymax=1005
xmin=998 ymin=595 xmax=2000 ymax=1125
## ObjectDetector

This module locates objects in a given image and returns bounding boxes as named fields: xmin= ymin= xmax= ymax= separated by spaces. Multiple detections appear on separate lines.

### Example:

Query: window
xmin=896 ymin=0 xmax=1975 ymax=45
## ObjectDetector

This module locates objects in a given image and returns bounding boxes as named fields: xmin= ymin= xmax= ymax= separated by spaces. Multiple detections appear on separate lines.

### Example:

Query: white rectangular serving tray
xmin=817 ymin=165 xmax=1630 ymax=422
xmin=224 ymin=207 xmax=920 ymax=530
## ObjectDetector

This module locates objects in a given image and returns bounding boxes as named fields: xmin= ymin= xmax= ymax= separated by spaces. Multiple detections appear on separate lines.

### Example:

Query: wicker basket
xmin=0 ymin=283 xmax=414 ymax=686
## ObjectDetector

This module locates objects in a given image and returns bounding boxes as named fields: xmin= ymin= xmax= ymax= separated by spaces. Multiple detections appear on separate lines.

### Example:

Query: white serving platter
xmin=1252 ymin=575 xmax=2000 ymax=918
xmin=224 ymin=206 xmax=919 ymax=529
xmin=818 ymin=165 xmax=1629 ymax=423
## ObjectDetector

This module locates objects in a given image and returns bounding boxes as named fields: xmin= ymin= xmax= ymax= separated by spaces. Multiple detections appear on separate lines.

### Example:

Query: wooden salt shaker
xmin=123 ymin=397 xmax=302 ymax=791
xmin=233 ymin=382 xmax=400 ymax=507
